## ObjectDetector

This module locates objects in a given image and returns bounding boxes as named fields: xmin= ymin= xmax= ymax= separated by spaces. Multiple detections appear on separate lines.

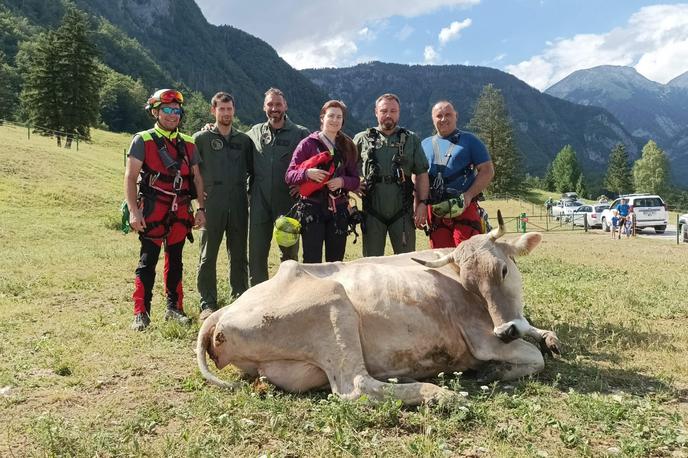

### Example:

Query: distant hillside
xmin=667 ymin=70 xmax=688 ymax=89
xmin=546 ymin=65 xmax=688 ymax=144
xmin=546 ymin=65 xmax=688 ymax=186
xmin=1 ymin=0 xmax=337 ymax=130
xmin=303 ymin=62 xmax=639 ymax=181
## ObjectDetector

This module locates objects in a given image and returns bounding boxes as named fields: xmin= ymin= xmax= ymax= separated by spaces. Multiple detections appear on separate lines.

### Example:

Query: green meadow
xmin=0 ymin=123 xmax=686 ymax=457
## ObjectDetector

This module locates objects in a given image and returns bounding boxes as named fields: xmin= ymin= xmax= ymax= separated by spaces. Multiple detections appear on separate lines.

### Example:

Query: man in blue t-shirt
xmin=616 ymin=198 xmax=631 ymax=237
xmin=421 ymin=101 xmax=494 ymax=248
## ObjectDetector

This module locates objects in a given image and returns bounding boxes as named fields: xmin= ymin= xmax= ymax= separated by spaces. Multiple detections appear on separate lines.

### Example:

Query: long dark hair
xmin=319 ymin=99 xmax=357 ymax=167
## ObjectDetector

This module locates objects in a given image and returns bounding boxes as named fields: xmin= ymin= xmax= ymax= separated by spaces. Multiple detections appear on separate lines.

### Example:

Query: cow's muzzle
xmin=493 ymin=322 xmax=520 ymax=342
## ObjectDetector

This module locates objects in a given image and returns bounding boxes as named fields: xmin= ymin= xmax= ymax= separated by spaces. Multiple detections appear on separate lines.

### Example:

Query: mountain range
xmin=1 ymin=0 xmax=686 ymax=188
xmin=303 ymin=62 xmax=639 ymax=182
xmin=546 ymin=65 xmax=688 ymax=184
xmin=1 ymin=0 xmax=332 ymax=130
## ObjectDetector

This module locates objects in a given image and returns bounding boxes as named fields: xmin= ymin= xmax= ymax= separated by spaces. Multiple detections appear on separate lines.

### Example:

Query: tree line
xmin=0 ymin=6 xmax=215 ymax=144
xmin=2 ymin=6 xmax=685 ymax=208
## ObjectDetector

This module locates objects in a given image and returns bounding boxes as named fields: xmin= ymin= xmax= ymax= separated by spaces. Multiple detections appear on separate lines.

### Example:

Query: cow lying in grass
xmin=197 ymin=211 xmax=560 ymax=405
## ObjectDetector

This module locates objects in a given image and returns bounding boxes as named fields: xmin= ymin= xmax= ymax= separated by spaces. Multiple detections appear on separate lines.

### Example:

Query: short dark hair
xmin=375 ymin=93 xmax=400 ymax=106
xmin=211 ymin=92 xmax=234 ymax=108
xmin=264 ymin=87 xmax=286 ymax=101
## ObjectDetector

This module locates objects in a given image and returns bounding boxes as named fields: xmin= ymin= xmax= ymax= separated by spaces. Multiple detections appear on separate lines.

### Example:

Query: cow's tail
xmin=196 ymin=312 xmax=239 ymax=389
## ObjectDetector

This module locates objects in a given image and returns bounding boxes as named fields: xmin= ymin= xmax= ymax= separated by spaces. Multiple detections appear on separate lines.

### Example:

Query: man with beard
xmin=354 ymin=93 xmax=430 ymax=256
xmin=194 ymin=92 xmax=254 ymax=320
xmin=246 ymin=88 xmax=309 ymax=285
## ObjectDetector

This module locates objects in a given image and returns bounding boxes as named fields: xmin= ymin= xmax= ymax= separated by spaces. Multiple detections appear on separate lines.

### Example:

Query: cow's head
xmin=413 ymin=210 xmax=541 ymax=342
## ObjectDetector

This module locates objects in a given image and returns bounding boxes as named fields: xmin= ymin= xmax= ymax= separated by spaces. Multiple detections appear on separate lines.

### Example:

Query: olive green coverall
xmin=194 ymin=127 xmax=253 ymax=308
xmin=246 ymin=117 xmax=309 ymax=285
xmin=354 ymin=127 xmax=428 ymax=257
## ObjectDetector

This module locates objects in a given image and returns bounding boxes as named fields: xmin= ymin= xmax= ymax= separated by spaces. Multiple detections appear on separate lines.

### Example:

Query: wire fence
xmin=0 ymin=118 xmax=82 ymax=150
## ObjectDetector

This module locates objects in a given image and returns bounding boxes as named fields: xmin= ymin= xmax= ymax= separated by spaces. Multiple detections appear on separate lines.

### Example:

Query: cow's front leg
xmin=475 ymin=339 xmax=544 ymax=382
xmin=524 ymin=326 xmax=561 ymax=357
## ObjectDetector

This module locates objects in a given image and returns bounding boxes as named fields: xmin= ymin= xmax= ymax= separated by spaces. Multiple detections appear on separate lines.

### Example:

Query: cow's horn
xmin=488 ymin=209 xmax=506 ymax=240
xmin=412 ymin=253 xmax=453 ymax=268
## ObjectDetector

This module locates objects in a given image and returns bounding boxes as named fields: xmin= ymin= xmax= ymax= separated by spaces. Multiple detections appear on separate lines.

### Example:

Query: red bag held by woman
xmin=298 ymin=151 xmax=335 ymax=197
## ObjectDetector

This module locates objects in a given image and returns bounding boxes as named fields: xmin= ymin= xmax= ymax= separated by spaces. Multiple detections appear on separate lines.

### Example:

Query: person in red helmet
xmin=124 ymin=89 xmax=206 ymax=331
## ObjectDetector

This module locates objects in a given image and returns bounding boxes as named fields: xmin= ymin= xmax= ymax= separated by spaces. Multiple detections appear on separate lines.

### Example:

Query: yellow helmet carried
xmin=273 ymin=216 xmax=301 ymax=248
xmin=431 ymin=197 xmax=464 ymax=218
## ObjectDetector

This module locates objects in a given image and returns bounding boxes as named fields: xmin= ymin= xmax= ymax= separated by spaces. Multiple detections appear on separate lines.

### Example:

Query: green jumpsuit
xmin=354 ymin=127 xmax=428 ymax=257
xmin=245 ymin=117 xmax=309 ymax=286
xmin=194 ymin=126 xmax=253 ymax=309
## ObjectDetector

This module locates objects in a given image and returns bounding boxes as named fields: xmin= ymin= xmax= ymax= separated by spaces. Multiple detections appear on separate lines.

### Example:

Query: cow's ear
xmin=511 ymin=232 xmax=542 ymax=256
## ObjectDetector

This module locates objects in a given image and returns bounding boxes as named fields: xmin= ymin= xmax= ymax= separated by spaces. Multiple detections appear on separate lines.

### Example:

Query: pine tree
xmin=633 ymin=140 xmax=670 ymax=195
xmin=550 ymin=145 xmax=582 ymax=193
xmin=604 ymin=143 xmax=633 ymax=196
xmin=467 ymin=84 xmax=524 ymax=196
xmin=543 ymin=163 xmax=555 ymax=192
xmin=21 ymin=7 xmax=101 ymax=145
xmin=0 ymin=51 xmax=20 ymax=121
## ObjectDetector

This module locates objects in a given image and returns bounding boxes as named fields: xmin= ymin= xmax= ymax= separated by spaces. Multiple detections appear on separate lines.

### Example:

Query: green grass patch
xmin=1 ymin=124 xmax=686 ymax=456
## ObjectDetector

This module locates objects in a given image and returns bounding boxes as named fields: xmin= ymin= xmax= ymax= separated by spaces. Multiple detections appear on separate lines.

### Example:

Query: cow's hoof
xmin=540 ymin=331 xmax=561 ymax=357
xmin=426 ymin=386 xmax=459 ymax=407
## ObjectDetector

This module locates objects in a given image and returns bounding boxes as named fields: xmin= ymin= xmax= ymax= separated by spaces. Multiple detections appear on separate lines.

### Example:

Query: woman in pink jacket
xmin=285 ymin=100 xmax=360 ymax=263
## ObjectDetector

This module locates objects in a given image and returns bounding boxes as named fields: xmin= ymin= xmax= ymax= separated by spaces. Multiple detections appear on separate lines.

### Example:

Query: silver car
xmin=572 ymin=203 xmax=609 ymax=228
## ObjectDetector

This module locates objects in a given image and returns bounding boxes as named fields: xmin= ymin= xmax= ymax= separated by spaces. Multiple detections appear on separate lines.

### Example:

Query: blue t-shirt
xmin=421 ymin=130 xmax=490 ymax=193
xmin=617 ymin=203 xmax=630 ymax=217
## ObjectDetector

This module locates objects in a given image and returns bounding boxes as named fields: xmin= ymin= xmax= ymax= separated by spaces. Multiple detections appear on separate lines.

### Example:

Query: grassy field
xmin=1 ymin=123 xmax=686 ymax=457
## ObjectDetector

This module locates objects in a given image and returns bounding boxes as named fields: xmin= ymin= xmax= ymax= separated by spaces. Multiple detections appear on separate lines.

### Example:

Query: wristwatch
xmin=196 ymin=207 xmax=206 ymax=212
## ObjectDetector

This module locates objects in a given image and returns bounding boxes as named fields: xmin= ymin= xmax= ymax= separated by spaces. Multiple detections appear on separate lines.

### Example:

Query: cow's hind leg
xmin=314 ymin=293 xmax=453 ymax=406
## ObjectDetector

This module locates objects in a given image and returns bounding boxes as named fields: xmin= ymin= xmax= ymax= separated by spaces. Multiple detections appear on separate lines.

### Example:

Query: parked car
xmin=680 ymin=214 xmax=688 ymax=243
xmin=572 ymin=203 xmax=609 ymax=228
xmin=551 ymin=200 xmax=584 ymax=220
xmin=600 ymin=194 xmax=668 ymax=234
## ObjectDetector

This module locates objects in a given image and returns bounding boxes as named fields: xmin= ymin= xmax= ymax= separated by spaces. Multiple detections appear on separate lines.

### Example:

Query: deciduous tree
xmin=550 ymin=144 xmax=582 ymax=193
xmin=633 ymin=140 xmax=670 ymax=195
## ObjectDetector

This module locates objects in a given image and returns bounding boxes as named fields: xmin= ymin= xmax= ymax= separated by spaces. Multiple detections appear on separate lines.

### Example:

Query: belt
xmin=372 ymin=175 xmax=395 ymax=184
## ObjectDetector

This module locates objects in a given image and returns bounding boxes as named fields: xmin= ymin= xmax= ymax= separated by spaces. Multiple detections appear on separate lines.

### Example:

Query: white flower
xmin=480 ymin=385 xmax=489 ymax=391
xmin=387 ymin=378 xmax=398 ymax=383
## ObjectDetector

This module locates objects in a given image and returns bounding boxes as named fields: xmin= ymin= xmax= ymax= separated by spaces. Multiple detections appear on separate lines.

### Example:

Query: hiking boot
xmin=131 ymin=313 xmax=150 ymax=331
xmin=164 ymin=308 xmax=191 ymax=325
xmin=199 ymin=306 xmax=217 ymax=322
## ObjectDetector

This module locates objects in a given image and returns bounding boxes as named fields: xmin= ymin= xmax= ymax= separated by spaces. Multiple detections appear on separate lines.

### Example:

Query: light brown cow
xmin=197 ymin=212 xmax=560 ymax=405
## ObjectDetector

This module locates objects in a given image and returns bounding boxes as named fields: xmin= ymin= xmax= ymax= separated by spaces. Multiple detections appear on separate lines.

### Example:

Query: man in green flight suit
xmin=194 ymin=92 xmax=254 ymax=321
xmin=246 ymin=88 xmax=309 ymax=285
xmin=354 ymin=93 xmax=430 ymax=257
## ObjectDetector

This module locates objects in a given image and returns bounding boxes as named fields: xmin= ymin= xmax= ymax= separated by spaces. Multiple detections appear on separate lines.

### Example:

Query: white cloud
xmin=195 ymin=0 xmax=479 ymax=68
xmin=438 ymin=19 xmax=472 ymax=45
xmin=397 ymin=24 xmax=414 ymax=41
xmin=281 ymin=38 xmax=358 ymax=69
xmin=505 ymin=4 xmax=688 ymax=90
xmin=424 ymin=46 xmax=440 ymax=64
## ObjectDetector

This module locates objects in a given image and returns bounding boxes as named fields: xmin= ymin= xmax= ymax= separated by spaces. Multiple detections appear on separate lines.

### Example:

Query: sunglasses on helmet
xmin=159 ymin=90 xmax=184 ymax=104
xmin=160 ymin=106 xmax=183 ymax=116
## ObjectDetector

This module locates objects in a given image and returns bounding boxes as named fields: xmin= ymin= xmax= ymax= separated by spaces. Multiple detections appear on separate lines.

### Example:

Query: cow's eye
xmin=501 ymin=265 xmax=508 ymax=279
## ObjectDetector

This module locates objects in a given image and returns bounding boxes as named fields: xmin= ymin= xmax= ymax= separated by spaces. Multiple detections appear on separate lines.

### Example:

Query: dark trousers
xmin=133 ymin=237 xmax=185 ymax=315
xmin=301 ymin=203 xmax=348 ymax=263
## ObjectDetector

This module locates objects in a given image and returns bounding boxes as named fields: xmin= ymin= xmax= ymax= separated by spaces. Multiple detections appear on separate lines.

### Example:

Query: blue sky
xmin=195 ymin=0 xmax=688 ymax=90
